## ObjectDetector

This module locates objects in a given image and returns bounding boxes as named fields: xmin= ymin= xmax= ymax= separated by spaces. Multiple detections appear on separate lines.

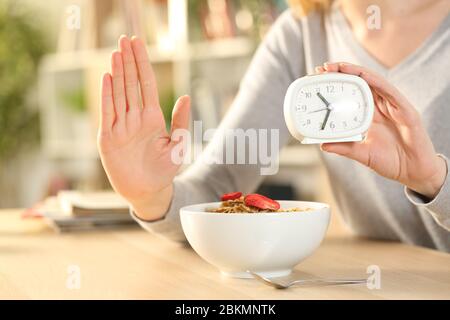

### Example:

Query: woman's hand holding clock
xmin=317 ymin=62 xmax=447 ymax=199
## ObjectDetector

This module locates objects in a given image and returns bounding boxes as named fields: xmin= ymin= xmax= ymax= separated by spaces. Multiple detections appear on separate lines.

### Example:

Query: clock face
xmin=284 ymin=73 xmax=374 ymax=142
xmin=295 ymin=81 xmax=368 ymax=135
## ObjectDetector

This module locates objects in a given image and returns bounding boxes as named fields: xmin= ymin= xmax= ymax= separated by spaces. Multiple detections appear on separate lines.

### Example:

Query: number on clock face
xmin=296 ymin=81 xmax=367 ymax=134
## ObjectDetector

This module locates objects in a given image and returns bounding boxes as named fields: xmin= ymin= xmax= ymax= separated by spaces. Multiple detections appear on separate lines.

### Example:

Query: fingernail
xmin=131 ymin=35 xmax=141 ymax=42
xmin=119 ymin=34 xmax=128 ymax=45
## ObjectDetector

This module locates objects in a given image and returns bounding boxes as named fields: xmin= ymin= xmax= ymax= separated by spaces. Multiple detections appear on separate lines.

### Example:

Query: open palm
xmin=98 ymin=36 xmax=190 ymax=206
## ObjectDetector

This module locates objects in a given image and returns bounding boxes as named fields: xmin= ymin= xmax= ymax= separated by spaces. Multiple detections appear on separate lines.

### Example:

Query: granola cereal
xmin=207 ymin=193 xmax=312 ymax=214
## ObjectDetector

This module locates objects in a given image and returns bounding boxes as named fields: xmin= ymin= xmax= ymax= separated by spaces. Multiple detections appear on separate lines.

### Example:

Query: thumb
xmin=170 ymin=95 xmax=191 ymax=136
xmin=321 ymin=142 xmax=370 ymax=167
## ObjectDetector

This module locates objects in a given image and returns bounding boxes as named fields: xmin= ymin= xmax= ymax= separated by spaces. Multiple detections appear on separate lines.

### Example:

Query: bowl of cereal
xmin=180 ymin=192 xmax=330 ymax=278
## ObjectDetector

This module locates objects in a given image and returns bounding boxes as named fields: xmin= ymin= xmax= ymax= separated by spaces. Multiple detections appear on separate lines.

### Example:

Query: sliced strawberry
xmin=221 ymin=192 xmax=242 ymax=201
xmin=244 ymin=194 xmax=280 ymax=210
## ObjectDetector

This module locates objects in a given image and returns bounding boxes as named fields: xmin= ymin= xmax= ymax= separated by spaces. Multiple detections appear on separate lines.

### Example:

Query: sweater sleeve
xmin=404 ymin=154 xmax=450 ymax=231
xmin=131 ymin=10 xmax=306 ymax=242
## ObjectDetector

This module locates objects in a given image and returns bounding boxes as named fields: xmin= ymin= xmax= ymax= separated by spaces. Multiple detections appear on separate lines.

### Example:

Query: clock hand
xmin=308 ymin=108 xmax=328 ymax=114
xmin=321 ymin=109 xmax=332 ymax=130
xmin=317 ymin=92 xmax=333 ymax=130
xmin=317 ymin=92 xmax=331 ymax=108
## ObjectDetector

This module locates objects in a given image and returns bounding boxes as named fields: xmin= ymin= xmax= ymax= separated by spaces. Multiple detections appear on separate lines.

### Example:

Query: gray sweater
xmin=133 ymin=8 xmax=450 ymax=252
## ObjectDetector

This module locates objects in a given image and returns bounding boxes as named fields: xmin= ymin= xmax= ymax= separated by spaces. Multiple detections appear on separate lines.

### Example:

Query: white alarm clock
xmin=284 ymin=73 xmax=374 ymax=144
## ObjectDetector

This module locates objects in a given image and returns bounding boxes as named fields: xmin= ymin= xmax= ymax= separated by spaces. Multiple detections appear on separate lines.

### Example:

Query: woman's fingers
xmin=130 ymin=36 xmax=159 ymax=109
xmin=100 ymin=73 xmax=115 ymax=133
xmin=324 ymin=61 xmax=405 ymax=106
xmin=371 ymin=89 xmax=390 ymax=123
xmin=321 ymin=141 xmax=371 ymax=167
xmin=322 ymin=62 xmax=419 ymax=126
xmin=315 ymin=66 xmax=325 ymax=73
xmin=170 ymin=95 xmax=191 ymax=137
xmin=316 ymin=62 xmax=338 ymax=73
xmin=339 ymin=63 xmax=397 ymax=96
xmin=111 ymin=51 xmax=127 ymax=124
xmin=119 ymin=35 xmax=140 ymax=112
xmin=337 ymin=63 xmax=413 ymax=110
xmin=323 ymin=62 xmax=339 ymax=72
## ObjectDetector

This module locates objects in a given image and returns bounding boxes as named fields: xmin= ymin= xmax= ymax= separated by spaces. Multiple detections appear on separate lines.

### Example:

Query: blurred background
xmin=0 ymin=0 xmax=329 ymax=210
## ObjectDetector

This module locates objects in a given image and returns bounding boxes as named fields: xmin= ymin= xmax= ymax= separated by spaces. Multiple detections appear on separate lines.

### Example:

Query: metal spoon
xmin=248 ymin=271 xmax=367 ymax=289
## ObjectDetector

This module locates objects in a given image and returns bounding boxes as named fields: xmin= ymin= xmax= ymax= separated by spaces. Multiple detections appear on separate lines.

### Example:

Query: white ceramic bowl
xmin=180 ymin=201 xmax=330 ymax=278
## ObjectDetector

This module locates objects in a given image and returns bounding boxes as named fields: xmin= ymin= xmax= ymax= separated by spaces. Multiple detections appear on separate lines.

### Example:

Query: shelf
xmin=39 ymin=45 xmax=174 ymax=73
xmin=188 ymin=37 xmax=256 ymax=61
xmin=39 ymin=37 xmax=256 ymax=74
xmin=38 ymin=37 xmax=258 ymax=160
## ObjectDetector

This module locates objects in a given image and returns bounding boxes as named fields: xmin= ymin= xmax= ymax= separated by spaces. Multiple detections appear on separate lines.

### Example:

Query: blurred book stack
xmin=42 ymin=191 xmax=137 ymax=232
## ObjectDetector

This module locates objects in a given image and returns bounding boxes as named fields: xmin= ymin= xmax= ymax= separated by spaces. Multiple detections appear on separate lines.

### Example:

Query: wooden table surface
xmin=0 ymin=209 xmax=449 ymax=300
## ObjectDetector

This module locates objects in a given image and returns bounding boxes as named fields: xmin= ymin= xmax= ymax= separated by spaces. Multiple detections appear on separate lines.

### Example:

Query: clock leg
xmin=302 ymin=134 xmax=364 ymax=144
